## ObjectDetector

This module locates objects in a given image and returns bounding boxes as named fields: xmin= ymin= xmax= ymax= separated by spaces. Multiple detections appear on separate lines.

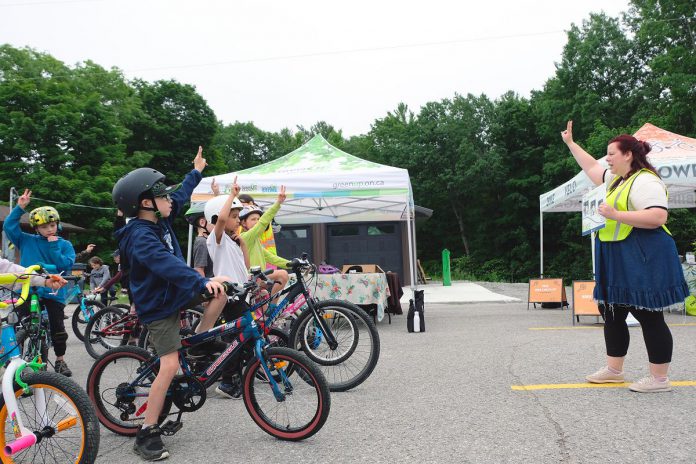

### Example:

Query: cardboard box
xmin=341 ymin=264 xmax=385 ymax=274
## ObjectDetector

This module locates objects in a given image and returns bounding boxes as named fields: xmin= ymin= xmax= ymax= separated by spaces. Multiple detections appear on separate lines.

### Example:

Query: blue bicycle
xmin=86 ymin=269 xmax=331 ymax=441
xmin=64 ymin=275 xmax=128 ymax=342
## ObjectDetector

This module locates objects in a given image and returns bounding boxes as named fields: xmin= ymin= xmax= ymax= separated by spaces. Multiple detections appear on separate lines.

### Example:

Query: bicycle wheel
xmin=137 ymin=308 xmax=202 ymax=355
xmin=288 ymin=300 xmax=380 ymax=392
xmin=0 ymin=370 xmax=100 ymax=463
xmin=83 ymin=306 xmax=131 ymax=359
xmin=70 ymin=300 xmax=105 ymax=342
xmin=242 ymin=347 xmax=330 ymax=441
xmin=86 ymin=346 xmax=171 ymax=437
xmin=267 ymin=327 xmax=289 ymax=348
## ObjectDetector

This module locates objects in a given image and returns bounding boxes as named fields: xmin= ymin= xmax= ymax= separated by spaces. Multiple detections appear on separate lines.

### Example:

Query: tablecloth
xmin=312 ymin=273 xmax=390 ymax=322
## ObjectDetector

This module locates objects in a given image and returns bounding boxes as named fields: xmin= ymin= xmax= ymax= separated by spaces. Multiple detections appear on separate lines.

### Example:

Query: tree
xmin=127 ymin=79 xmax=222 ymax=181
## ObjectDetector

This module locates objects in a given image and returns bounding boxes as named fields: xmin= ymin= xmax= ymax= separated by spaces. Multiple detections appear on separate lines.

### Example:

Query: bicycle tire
xmin=86 ymin=346 xmax=172 ymax=437
xmin=0 ymin=370 xmax=100 ymax=463
xmin=137 ymin=308 xmax=203 ymax=355
xmin=70 ymin=300 xmax=105 ymax=342
xmin=242 ymin=347 xmax=330 ymax=441
xmin=83 ymin=306 xmax=130 ymax=359
xmin=288 ymin=300 xmax=380 ymax=392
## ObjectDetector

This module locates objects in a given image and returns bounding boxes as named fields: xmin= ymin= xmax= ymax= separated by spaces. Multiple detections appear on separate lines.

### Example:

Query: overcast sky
xmin=2 ymin=0 xmax=630 ymax=136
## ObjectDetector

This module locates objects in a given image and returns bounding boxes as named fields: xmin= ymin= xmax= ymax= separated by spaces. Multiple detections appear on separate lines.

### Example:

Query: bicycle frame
xmin=126 ymin=302 xmax=291 ymax=411
xmin=252 ymin=265 xmax=340 ymax=350
xmin=0 ymin=266 xmax=80 ymax=456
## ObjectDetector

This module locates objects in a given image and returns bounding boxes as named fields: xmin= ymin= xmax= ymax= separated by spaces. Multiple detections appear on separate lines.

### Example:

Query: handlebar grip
xmin=62 ymin=275 xmax=81 ymax=282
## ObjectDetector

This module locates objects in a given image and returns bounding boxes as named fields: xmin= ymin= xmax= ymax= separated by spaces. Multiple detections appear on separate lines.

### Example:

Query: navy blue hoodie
xmin=114 ymin=169 xmax=208 ymax=324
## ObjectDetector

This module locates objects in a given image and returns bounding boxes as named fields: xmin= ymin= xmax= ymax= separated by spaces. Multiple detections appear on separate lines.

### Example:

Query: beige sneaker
xmin=629 ymin=376 xmax=672 ymax=393
xmin=586 ymin=366 xmax=625 ymax=383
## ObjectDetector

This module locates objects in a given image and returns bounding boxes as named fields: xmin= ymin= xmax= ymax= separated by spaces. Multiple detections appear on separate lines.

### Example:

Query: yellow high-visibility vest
xmin=598 ymin=168 xmax=670 ymax=242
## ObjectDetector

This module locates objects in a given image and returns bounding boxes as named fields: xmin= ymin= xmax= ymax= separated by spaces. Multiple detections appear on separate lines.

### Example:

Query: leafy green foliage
xmin=1 ymin=0 xmax=693 ymax=281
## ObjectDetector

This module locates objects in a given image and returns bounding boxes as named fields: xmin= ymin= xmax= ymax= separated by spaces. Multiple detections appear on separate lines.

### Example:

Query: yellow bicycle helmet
xmin=28 ymin=206 xmax=61 ymax=228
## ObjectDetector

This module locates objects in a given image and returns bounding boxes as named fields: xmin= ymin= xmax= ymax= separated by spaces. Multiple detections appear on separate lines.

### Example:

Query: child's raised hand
xmin=211 ymin=177 xmax=220 ymax=196
xmin=18 ymin=189 xmax=32 ymax=209
xmin=277 ymin=185 xmax=287 ymax=204
xmin=193 ymin=146 xmax=207 ymax=172
xmin=232 ymin=176 xmax=240 ymax=197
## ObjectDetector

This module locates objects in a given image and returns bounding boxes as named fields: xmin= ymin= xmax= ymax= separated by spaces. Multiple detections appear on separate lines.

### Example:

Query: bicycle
xmin=248 ymin=254 xmax=380 ymax=392
xmin=63 ymin=274 xmax=128 ymax=342
xmin=0 ymin=265 xmax=100 ymax=463
xmin=83 ymin=305 xmax=202 ymax=359
xmin=86 ymin=269 xmax=331 ymax=441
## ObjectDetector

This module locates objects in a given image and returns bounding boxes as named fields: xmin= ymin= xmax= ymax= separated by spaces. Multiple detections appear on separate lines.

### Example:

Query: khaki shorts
xmin=144 ymin=311 xmax=181 ymax=357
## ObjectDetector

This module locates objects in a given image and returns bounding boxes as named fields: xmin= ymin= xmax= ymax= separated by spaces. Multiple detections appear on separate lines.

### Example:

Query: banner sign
xmin=572 ymin=280 xmax=599 ymax=316
xmin=581 ymin=184 xmax=606 ymax=236
xmin=528 ymin=278 xmax=567 ymax=310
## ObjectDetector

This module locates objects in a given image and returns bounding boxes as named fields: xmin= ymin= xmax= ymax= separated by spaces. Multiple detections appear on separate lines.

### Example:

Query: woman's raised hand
xmin=277 ymin=185 xmax=287 ymax=204
xmin=561 ymin=120 xmax=574 ymax=145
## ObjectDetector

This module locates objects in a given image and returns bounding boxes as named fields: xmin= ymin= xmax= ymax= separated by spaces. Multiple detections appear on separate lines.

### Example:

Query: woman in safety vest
xmin=562 ymin=120 xmax=689 ymax=393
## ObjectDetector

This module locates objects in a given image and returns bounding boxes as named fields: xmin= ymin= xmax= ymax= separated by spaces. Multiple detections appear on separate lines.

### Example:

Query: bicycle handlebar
xmin=0 ymin=265 xmax=43 ymax=309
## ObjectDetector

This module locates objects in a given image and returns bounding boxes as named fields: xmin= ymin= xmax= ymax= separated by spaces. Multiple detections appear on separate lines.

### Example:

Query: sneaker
xmin=54 ymin=360 xmax=72 ymax=377
xmin=188 ymin=340 xmax=227 ymax=358
xmin=629 ymin=375 xmax=672 ymax=393
xmin=134 ymin=425 xmax=169 ymax=461
xmin=216 ymin=378 xmax=242 ymax=400
xmin=585 ymin=366 xmax=624 ymax=384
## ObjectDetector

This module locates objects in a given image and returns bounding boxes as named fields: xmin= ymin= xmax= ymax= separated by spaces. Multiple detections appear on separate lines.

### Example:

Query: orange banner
xmin=572 ymin=281 xmax=600 ymax=316
xmin=528 ymin=278 xmax=566 ymax=304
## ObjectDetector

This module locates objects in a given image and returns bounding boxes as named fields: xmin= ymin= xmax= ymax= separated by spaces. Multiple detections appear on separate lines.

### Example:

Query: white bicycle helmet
xmin=204 ymin=196 xmax=244 ymax=224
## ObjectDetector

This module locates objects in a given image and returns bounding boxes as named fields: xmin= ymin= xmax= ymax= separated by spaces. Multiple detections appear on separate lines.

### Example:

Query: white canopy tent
xmin=539 ymin=123 xmax=696 ymax=276
xmin=190 ymin=134 xmax=419 ymax=287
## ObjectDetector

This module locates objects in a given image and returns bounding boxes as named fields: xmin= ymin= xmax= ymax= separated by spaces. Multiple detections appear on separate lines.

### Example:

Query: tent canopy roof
xmin=192 ymin=134 xmax=414 ymax=224
xmin=540 ymin=123 xmax=696 ymax=212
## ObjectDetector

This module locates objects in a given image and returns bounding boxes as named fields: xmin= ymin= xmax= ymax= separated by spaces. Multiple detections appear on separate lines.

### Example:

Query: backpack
xmin=407 ymin=290 xmax=425 ymax=333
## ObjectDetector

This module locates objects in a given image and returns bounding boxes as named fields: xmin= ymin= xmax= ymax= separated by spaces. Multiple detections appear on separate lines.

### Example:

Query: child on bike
xmin=203 ymin=177 xmax=249 ymax=398
xmin=88 ymin=256 xmax=111 ymax=305
xmin=238 ymin=193 xmax=281 ymax=269
xmin=3 ymin=190 xmax=76 ymax=377
xmin=113 ymin=147 xmax=230 ymax=461
xmin=239 ymin=187 xmax=291 ymax=307
xmin=186 ymin=177 xmax=219 ymax=278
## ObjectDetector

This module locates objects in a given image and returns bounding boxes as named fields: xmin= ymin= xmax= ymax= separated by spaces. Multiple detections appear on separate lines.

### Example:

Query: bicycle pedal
xmin=160 ymin=420 xmax=183 ymax=436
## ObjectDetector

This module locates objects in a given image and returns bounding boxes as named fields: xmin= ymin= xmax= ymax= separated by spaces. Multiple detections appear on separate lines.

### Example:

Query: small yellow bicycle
xmin=0 ymin=265 xmax=99 ymax=463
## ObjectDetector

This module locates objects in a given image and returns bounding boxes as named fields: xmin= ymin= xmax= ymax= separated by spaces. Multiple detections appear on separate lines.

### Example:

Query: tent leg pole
xmin=411 ymin=209 xmax=418 ymax=290
xmin=186 ymin=224 xmax=193 ymax=266
xmin=540 ymin=211 xmax=544 ymax=278
xmin=406 ymin=207 xmax=415 ymax=290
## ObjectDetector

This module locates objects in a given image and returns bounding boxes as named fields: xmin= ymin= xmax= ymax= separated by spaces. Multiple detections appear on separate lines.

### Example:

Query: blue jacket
xmin=3 ymin=205 xmax=75 ymax=304
xmin=115 ymin=169 xmax=208 ymax=323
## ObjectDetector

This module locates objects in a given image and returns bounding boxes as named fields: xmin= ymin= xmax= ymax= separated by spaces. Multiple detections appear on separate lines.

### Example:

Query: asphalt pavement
xmin=63 ymin=284 xmax=696 ymax=463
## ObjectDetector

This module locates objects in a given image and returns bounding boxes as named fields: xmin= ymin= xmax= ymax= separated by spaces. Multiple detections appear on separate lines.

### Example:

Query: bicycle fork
xmin=2 ymin=358 xmax=79 ymax=456
xmin=253 ymin=340 xmax=291 ymax=402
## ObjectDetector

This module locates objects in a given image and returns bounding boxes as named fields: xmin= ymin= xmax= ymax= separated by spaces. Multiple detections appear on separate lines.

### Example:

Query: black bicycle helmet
xmin=112 ymin=167 xmax=166 ymax=217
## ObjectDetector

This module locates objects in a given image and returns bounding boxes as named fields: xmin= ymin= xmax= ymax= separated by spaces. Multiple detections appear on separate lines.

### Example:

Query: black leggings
xmin=599 ymin=304 xmax=672 ymax=364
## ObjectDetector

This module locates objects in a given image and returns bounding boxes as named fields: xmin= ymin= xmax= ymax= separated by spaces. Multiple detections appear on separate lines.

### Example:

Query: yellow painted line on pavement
xmin=512 ymin=381 xmax=696 ymax=391
xmin=529 ymin=322 xmax=696 ymax=331
xmin=529 ymin=326 xmax=601 ymax=330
